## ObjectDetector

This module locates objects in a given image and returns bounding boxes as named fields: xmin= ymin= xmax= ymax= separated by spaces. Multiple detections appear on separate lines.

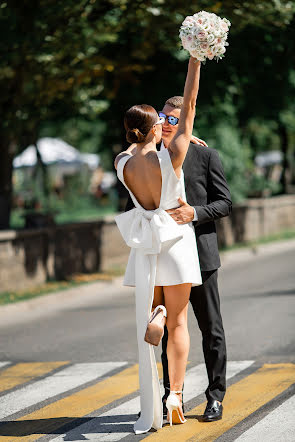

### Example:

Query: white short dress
xmin=115 ymin=148 xmax=202 ymax=434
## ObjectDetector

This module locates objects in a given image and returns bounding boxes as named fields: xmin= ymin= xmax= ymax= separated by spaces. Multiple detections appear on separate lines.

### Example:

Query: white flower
xmin=207 ymin=34 xmax=215 ymax=44
xmin=206 ymin=51 xmax=215 ymax=60
xmin=202 ymin=22 xmax=211 ymax=31
xmin=200 ymin=41 xmax=209 ymax=50
xmin=223 ymin=17 xmax=231 ymax=27
xmin=190 ymin=49 xmax=200 ymax=58
xmin=179 ymin=10 xmax=230 ymax=62
xmin=221 ymin=22 xmax=229 ymax=32
xmin=196 ymin=30 xmax=208 ymax=40
xmin=213 ymin=44 xmax=226 ymax=55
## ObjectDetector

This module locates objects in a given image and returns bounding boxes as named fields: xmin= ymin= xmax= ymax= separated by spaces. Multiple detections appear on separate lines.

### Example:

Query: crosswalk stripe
xmin=0 ymin=362 xmax=10 ymax=369
xmin=51 ymin=395 xmax=141 ymax=442
xmin=0 ymin=362 xmax=126 ymax=421
xmin=234 ymin=393 xmax=295 ymax=442
xmin=145 ymin=363 xmax=295 ymax=441
xmin=0 ymin=361 xmax=68 ymax=394
xmin=49 ymin=360 xmax=254 ymax=442
xmin=183 ymin=360 xmax=254 ymax=403
xmin=0 ymin=362 xmax=152 ymax=441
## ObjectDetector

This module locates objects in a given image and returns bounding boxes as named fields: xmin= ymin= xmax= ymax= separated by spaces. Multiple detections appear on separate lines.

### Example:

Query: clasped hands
xmin=166 ymin=197 xmax=195 ymax=225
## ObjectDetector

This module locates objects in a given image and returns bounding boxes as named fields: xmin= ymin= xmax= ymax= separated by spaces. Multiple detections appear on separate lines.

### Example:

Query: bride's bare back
xmin=123 ymin=150 xmax=162 ymax=210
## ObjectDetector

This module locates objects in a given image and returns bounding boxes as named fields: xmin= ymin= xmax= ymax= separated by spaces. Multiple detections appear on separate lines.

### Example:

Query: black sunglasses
xmin=158 ymin=112 xmax=179 ymax=126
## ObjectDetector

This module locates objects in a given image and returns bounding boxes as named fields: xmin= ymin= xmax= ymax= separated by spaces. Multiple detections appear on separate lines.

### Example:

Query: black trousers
xmin=161 ymin=270 xmax=227 ymax=403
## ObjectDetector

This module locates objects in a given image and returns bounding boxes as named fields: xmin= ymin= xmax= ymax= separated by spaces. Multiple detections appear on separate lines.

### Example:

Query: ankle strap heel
xmin=166 ymin=390 xmax=186 ymax=426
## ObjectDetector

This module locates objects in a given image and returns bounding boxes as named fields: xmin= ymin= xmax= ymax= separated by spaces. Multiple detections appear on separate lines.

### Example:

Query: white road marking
xmin=0 ymin=362 xmax=127 ymax=419
xmin=50 ymin=360 xmax=254 ymax=441
xmin=234 ymin=394 xmax=295 ymax=442
xmin=0 ymin=361 xmax=10 ymax=369
xmin=183 ymin=360 xmax=254 ymax=402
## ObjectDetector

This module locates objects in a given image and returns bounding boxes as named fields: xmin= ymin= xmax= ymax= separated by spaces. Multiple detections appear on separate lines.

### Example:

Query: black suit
xmin=183 ymin=143 xmax=232 ymax=270
xmin=126 ymin=142 xmax=232 ymax=403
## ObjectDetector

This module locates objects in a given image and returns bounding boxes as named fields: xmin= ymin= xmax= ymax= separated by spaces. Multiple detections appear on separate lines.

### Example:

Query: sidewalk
xmin=1 ymin=237 xmax=294 ymax=328
xmin=0 ymin=276 xmax=130 ymax=328
xmin=220 ymin=237 xmax=295 ymax=268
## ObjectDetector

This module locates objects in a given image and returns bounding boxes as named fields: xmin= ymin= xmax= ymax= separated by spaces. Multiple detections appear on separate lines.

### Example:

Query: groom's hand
xmin=166 ymin=197 xmax=194 ymax=224
xmin=191 ymin=135 xmax=208 ymax=147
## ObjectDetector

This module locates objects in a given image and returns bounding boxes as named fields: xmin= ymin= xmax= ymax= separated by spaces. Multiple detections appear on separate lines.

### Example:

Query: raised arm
xmin=169 ymin=57 xmax=201 ymax=170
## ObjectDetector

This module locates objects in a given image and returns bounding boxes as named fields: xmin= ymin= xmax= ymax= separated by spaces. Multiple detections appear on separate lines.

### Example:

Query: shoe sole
xmin=203 ymin=415 xmax=222 ymax=422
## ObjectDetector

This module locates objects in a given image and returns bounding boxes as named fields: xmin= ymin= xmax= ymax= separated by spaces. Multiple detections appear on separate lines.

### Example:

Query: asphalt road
xmin=0 ymin=244 xmax=294 ymax=441
xmin=0 ymin=245 xmax=294 ymax=366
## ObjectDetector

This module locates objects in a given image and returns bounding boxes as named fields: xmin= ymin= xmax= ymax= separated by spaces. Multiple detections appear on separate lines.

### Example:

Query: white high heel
xmin=166 ymin=390 xmax=187 ymax=426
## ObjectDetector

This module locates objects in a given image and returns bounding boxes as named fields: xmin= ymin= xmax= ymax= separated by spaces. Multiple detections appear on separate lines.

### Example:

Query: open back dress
xmin=115 ymin=147 xmax=202 ymax=434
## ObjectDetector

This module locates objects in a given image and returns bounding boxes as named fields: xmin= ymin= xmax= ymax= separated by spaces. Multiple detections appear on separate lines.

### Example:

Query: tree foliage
xmin=1 ymin=0 xmax=295 ymax=226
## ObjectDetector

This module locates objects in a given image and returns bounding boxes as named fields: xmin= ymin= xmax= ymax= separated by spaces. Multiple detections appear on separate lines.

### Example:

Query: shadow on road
xmin=0 ymin=414 xmax=138 ymax=437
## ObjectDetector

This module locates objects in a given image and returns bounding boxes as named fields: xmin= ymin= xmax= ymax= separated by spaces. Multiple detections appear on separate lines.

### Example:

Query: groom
xmin=159 ymin=95 xmax=232 ymax=422
xmin=126 ymin=95 xmax=232 ymax=422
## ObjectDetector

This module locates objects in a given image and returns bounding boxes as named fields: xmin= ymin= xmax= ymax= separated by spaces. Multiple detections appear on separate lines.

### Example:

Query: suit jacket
xmin=125 ymin=143 xmax=232 ymax=271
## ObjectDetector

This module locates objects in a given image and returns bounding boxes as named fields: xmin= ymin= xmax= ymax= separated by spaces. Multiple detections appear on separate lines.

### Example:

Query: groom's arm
xmin=125 ymin=195 xmax=135 ymax=212
xmin=193 ymin=149 xmax=232 ymax=225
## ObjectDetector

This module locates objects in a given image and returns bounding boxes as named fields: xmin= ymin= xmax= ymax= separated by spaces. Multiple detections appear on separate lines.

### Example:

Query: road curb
xmin=220 ymin=238 xmax=295 ymax=268
xmin=0 ymin=276 xmax=130 ymax=328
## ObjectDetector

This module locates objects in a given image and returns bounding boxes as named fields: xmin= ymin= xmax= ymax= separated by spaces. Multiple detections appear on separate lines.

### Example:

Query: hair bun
xmin=127 ymin=128 xmax=146 ymax=143
xmin=124 ymin=104 xmax=158 ymax=144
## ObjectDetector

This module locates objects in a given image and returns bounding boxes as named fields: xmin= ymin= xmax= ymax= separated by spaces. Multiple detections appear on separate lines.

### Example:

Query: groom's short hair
xmin=165 ymin=96 xmax=183 ymax=109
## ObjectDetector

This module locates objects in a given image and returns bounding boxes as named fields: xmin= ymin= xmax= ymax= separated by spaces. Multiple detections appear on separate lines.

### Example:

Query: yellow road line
xmin=146 ymin=363 xmax=295 ymax=441
xmin=0 ymin=362 xmax=68 ymax=393
xmin=0 ymin=363 xmax=163 ymax=441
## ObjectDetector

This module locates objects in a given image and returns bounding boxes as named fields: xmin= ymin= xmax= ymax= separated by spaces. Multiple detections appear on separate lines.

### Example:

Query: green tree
xmin=1 ymin=0 xmax=294 ymax=227
xmin=0 ymin=0 xmax=110 ymax=227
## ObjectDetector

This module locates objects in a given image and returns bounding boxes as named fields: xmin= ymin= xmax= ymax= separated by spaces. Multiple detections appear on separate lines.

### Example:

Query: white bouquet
xmin=179 ymin=11 xmax=231 ymax=62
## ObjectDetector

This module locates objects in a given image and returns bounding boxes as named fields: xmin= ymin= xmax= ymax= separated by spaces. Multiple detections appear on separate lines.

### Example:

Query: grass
xmin=0 ymin=271 xmax=122 ymax=307
xmin=54 ymin=205 xmax=115 ymax=224
xmin=0 ymin=280 xmax=79 ymax=306
xmin=10 ymin=204 xmax=116 ymax=229
xmin=1 ymin=229 xmax=294 ymax=307
xmin=219 ymin=228 xmax=295 ymax=252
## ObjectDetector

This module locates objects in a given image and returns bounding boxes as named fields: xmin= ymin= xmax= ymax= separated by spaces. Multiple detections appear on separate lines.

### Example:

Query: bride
xmin=114 ymin=57 xmax=202 ymax=433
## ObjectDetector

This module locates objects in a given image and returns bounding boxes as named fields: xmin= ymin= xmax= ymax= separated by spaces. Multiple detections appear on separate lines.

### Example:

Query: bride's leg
xmin=163 ymin=283 xmax=191 ymax=418
xmin=152 ymin=286 xmax=164 ymax=310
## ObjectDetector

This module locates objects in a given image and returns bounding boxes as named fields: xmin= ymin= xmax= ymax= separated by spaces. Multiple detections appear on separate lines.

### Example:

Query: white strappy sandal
xmin=144 ymin=305 xmax=167 ymax=346
xmin=166 ymin=390 xmax=187 ymax=426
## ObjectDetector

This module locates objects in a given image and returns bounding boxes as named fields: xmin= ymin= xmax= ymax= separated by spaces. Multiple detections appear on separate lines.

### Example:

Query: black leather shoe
xmin=203 ymin=399 xmax=223 ymax=422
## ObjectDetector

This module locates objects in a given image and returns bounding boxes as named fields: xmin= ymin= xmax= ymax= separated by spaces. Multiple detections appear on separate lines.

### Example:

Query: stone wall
xmin=0 ymin=195 xmax=294 ymax=292
xmin=216 ymin=195 xmax=295 ymax=247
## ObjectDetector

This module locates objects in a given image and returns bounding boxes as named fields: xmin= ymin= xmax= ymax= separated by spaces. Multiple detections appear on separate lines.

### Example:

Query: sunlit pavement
xmin=0 ymin=243 xmax=294 ymax=440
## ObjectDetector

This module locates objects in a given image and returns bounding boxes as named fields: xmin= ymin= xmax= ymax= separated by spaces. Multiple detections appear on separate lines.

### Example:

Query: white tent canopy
xmin=255 ymin=151 xmax=282 ymax=168
xmin=13 ymin=137 xmax=99 ymax=169
xmin=80 ymin=153 xmax=100 ymax=170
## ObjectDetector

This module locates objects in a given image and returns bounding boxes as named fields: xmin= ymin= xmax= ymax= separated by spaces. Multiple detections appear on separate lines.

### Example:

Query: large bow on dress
xmin=115 ymin=207 xmax=183 ymax=255
xmin=115 ymin=206 xmax=183 ymax=434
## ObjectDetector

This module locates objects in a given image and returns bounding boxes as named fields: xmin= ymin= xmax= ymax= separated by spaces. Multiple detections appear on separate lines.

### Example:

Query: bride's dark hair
xmin=124 ymin=104 xmax=158 ymax=143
